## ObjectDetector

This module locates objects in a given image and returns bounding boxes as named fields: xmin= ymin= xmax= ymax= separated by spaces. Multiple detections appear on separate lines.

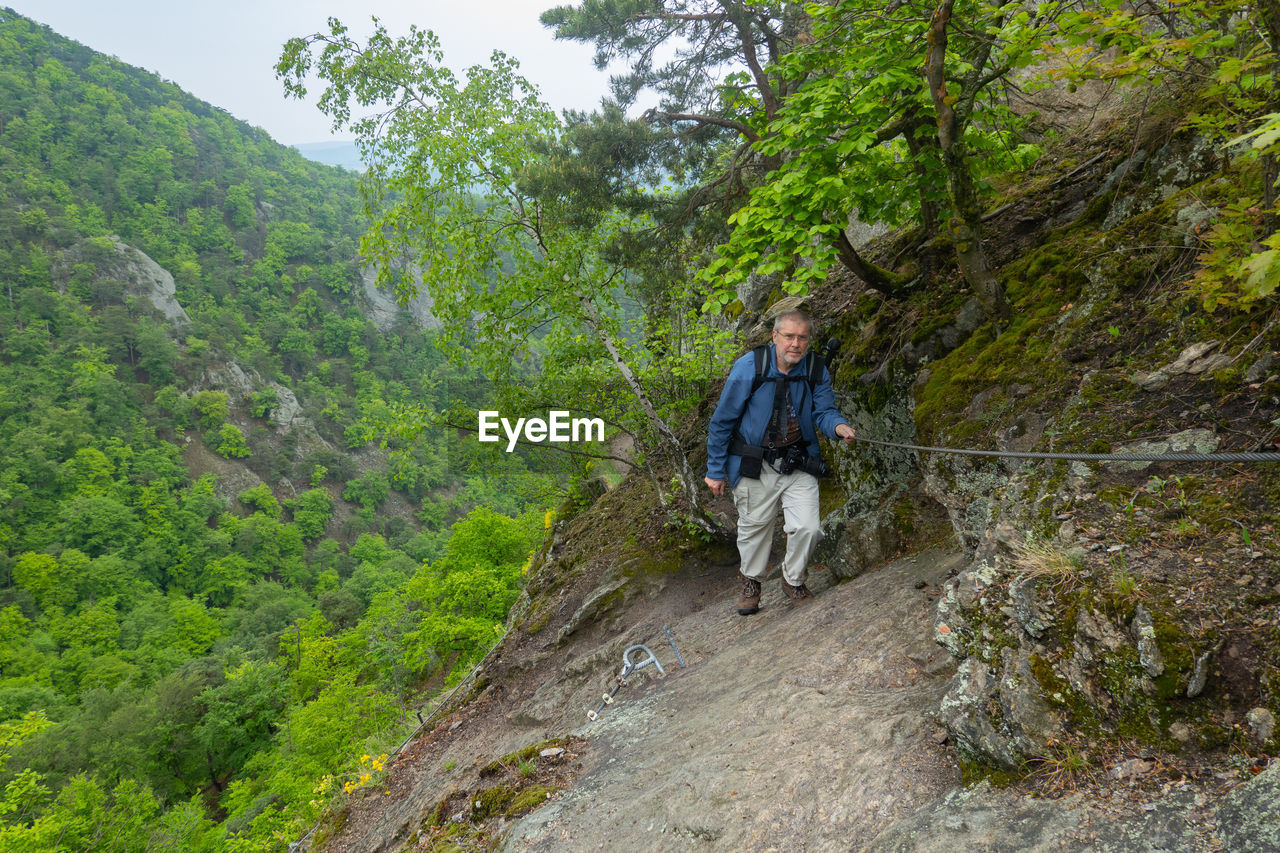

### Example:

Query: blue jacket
xmin=706 ymin=344 xmax=850 ymax=487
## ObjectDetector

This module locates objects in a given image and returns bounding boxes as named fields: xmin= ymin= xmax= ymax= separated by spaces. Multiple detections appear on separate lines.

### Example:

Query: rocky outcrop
xmin=865 ymin=773 xmax=1280 ymax=853
xmin=324 ymin=542 xmax=1278 ymax=853
xmin=360 ymin=265 xmax=441 ymax=332
xmin=895 ymin=122 xmax=1280 ymax=781
xmin=1099 ymin=133 xmax=1221 ymax=231
xmin=108 ymin=236 xmax=192 ymax=327
xmin=56 ymin=235 xmax=192 ymax=327
xmin=496 ymin=550 xmax=965 ymax=853
xmin=1129 ymin=342 xmax=1233 ymax=392
xmin=818 ymin=372 xmax=923 ymax=578
xmin=932 ymin=561 xmax=1066 ymax=770
xmin=1218 ymin=762 xmax=1280 ymax=852
xmin=193 ymin=361 xmax=333 ymax=459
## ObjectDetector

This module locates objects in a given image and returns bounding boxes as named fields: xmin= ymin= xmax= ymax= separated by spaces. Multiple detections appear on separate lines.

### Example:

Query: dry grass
xmin=1026 ymin=737 xmax=1096 ymax=794
xmin=1011 ymin=539 xmax=1084 ymax=592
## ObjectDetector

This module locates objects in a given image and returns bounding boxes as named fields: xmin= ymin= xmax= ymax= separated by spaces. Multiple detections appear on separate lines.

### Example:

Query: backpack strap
xmin=732 ymin=345 xmax=812 ymax=455
xmin=750 ymin=344 xmax=815 ymax=392
xmin=807 ymin=349 xmax=823 ymax=391
xmin=749 ymin=344 xmax=769 ymax=395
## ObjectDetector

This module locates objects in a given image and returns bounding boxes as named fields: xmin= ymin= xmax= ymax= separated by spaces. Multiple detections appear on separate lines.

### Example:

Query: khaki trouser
xmin=731 ymin=463 xmax=822 ymax=586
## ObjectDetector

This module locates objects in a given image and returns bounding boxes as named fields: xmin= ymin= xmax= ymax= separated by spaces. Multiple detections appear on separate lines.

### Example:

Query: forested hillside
xmin=4 ymin=0 xmax=1280 ymax=849
xmin=269 ymin=0 xmax=1280 ymax=850
xmin=0 ymin=10 xmax=566 ymax=850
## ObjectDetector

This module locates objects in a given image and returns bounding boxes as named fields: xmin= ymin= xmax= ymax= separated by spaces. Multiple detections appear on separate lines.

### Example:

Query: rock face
xmin=499 ymin=550 xmax=965 ymax=852
xmin=57 ymin=236 xmax=192 ymax=327
xmin=108 ymin=237 xmax=192 ymax=327
xmin=864 ymin=779 xmax=1267 ymax=853
xmin=931 ymin=561 xmax=1065 ymax=771
xmin=816 ymin=372 xmax=925 ymax=580
xmin=868 ymin=126 xmax=1280 ymax=815
xmin=1218 ymin=762 xmax=1280 ymax=853
xmin=329 ymin=548 xmax=1278 ymax=853
xmin=361 ymin=265 xmax=441 ymax=332
xmin=194 ymin=361 xmax=333 ymax=460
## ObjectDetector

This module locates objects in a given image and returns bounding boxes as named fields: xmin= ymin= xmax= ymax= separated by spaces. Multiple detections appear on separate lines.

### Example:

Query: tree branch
xmin=834 ymin=228 xmax=913 ymax=295
xmin=926 ymin=0 xmax=957 ymax=149
xmin=578 ymin=293 xmax=718 ymax=535
xmin=643 ymin=108 xmax=759 ymax=142
xmin=730 ymin=13 xmax=781 ymax=120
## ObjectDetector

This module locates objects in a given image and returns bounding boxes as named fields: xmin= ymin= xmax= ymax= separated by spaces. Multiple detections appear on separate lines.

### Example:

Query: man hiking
xmin=704 ymin=309 xmax=856 ymax=615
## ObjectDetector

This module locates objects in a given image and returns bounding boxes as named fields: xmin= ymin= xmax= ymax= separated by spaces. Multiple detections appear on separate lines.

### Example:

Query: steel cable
xmin=851 ymin=435 xmax=1280 ymax=463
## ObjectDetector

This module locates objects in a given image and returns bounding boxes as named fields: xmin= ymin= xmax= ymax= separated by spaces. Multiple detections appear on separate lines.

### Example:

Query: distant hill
xmin=0 ymin=10 xmax=557 ymax=851
xmin=293 ymin=140 xmax=365 ymax=171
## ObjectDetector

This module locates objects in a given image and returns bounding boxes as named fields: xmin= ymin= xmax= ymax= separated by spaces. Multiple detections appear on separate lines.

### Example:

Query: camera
xmin=775 ymin=444 xmax=831 ymax=478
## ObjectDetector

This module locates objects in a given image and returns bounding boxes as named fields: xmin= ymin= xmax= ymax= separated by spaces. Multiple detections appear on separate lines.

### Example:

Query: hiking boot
xmin=781 ymin=579 xmax=813 ymax=604
xmin=736 ymin=576 xmax=762 ymax=616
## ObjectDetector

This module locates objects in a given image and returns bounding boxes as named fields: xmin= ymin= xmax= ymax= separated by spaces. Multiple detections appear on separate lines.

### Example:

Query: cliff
xmin=305 ymin=101 xmax=1280 ymax=852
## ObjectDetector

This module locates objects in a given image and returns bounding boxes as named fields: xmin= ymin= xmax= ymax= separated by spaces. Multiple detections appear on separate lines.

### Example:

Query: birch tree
xmin=277 ymin=18 xmax=727 ymax=533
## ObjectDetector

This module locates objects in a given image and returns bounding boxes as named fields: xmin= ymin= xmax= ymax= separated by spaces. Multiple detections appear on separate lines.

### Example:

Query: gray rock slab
xmin=493 ymin=547 xmax=1260 ymax=853
xmin=1218 ymin=763 xmax=1280 ymax=853
xmin=867 ymin=784 xmax=1214 ymax=853
xmin=501 ymin=550 xmax=967 ymax=852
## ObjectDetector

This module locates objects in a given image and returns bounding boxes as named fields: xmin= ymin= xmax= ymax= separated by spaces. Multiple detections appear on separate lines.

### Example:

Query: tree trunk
xmin=1256 ymin=0 xmax=1280 ymax=53
xmin=941 ymin=145 xmax=1010 ymax=320
xmin=1259 ymin=0 xmax=1280 ymax=232
xmin=579 ymin=295 xmax=721 ymax=537
xmin=834 ymin=229 xmax=914 ymax=295
xmin=1262 ymin=152 xmax=1279 ymax=237
xmin=902 ymin=116 xmax=941 ymax=242
xmin=925 ymin=0 xmax=1010 ymax=321
xmin=902 ymin=116 xmax=943 ymax=278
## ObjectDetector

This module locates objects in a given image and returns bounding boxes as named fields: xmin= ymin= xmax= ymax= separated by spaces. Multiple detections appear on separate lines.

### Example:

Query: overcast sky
xmin=11 ymin=0 xmax=615 ymax=145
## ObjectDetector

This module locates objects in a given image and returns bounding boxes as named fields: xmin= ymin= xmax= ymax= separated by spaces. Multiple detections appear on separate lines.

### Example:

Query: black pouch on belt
xmin=731 ymin=435 xmax=764 ymax=479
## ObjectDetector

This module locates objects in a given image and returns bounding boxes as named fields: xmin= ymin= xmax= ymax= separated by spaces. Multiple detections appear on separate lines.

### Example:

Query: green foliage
xmin=342 ymin=471 xmax=389 ymax=511
xmin=278 ymin=17 xmax=733 ymax=518
xmin=191 ymin=391 xmax=230 ymax=429
xmin=193 ymin=660 xmax=287 ymax=774
xmin=700 ymin=0 xmax=1052 ymax=308
xmin=12 ymin=555 xmax=75 ymax=613
xmin=441 ymin=506 xmax=538 ymax=575
xmin=290 ymin=488 xmax=334 ymax=542
xmin=237 ymin=484 xmax=281 ymax=518
xmin=399 ymin=508 xmax=533 ymax=672
xmin=1194 ymin=196 xmax=1280 ymax=310
xmin=1047 ymin=0 xmax=1279 ymax=312
xmin=0 ymin=11 xmax=561 ymax=850
xmin=213 ymin=423 xmax=251 ymax=459
xmin=1192 ymin=113 xmax=1280 ymax=309
xmin=247 ymin=388 xmax=278 ymax=419
xmin=0 ymin=774 xmax=217 ymax=853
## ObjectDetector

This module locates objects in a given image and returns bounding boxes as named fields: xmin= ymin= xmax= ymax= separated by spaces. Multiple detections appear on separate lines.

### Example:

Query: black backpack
xmin=744 ymin=342 xmax=833 ymax=398
xmin=730 ymin=340 xmax=839 ymax=476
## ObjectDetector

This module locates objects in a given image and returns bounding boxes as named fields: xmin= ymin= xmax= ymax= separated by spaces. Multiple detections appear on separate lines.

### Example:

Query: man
xmin=705 ymin=310 xmax=856 ymax=615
